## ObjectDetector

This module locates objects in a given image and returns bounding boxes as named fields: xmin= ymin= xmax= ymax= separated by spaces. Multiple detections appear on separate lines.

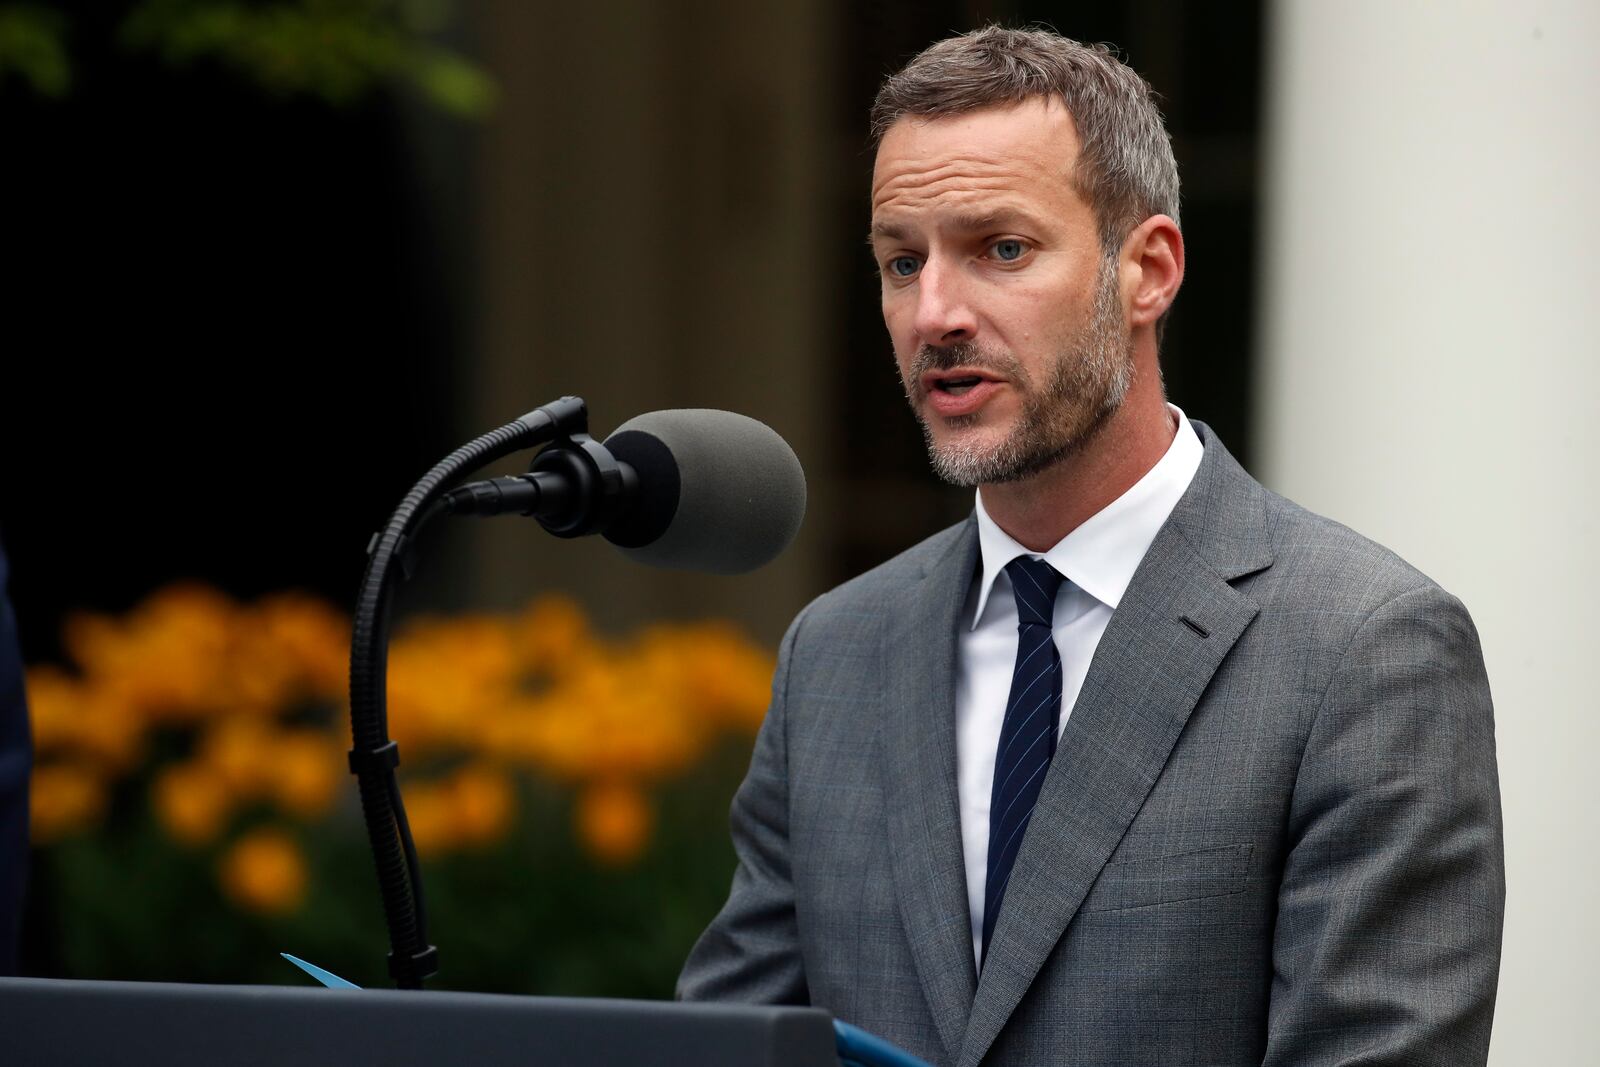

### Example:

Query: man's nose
xmin=912 ymin=260 xmax=977 ymax=347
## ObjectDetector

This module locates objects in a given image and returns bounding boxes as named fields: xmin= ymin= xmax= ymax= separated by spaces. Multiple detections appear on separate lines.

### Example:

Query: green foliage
xmin=0 ymin=5 xmax=71 ymax=96
xmin=0 ymin=0 xmax=494 ymax=116
xmin=411 ymin=47 xmax=492 ymax=117
xmin=37 ymin=743 xmax=749 ymax=996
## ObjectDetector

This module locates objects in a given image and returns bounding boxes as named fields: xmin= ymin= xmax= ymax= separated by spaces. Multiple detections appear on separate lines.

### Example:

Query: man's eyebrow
xmin=949 ymin=208 xmax=1036 ymax=233
xmin=868 ymin=220 xmax=906 ymax=245
xmin=867 ymin=208 xmax=1041 ymax=247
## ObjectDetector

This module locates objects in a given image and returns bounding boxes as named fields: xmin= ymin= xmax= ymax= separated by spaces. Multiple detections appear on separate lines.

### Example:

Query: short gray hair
xmin=871 ymin=26 xmax=1181 ymax=252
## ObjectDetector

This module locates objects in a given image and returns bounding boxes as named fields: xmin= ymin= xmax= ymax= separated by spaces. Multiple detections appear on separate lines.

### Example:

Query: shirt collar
xmin=969 ymin=404 xmax=1205 ymax=629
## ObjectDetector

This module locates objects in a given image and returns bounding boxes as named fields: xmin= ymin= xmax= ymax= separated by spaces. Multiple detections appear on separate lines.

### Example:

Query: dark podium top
xmin=0 ymin=977 xmax=839 ymax=1066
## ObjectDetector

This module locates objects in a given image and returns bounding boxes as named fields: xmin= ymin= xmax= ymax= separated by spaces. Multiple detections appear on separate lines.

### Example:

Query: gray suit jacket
xmin=678 ymin=425 xmax=1504 ymax=1067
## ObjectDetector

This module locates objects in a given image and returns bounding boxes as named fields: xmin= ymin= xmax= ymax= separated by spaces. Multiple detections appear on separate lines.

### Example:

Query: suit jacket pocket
xmin=1079 ymin=842 xmax=1253 ymax=913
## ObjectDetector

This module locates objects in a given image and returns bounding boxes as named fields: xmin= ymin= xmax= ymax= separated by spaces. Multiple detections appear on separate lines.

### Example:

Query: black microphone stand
xmin=346 ymin=396 xmax=588 ymax=989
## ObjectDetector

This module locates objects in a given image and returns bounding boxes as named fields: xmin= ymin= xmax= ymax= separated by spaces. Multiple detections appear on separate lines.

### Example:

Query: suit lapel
xmin=957 ymin=426 xmax=1274 ymax=1067
xmin=881 ymin=520 xmax=981 ymax=1062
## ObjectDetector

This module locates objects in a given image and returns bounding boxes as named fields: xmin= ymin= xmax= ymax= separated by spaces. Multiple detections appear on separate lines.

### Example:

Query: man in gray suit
xmin=679 ymin=27 xmax=1504 ymax=1066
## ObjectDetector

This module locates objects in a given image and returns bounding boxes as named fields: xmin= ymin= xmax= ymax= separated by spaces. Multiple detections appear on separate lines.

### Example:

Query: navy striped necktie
xmin=982 ymin=555 xmax=1065 ymax=965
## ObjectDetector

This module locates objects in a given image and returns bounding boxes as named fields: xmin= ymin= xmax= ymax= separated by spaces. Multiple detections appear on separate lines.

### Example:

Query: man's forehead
xmin=869 ymin=99 xmax=1083 ymax=225
xmin=873 ymin=97 xmax=1079 ymax=174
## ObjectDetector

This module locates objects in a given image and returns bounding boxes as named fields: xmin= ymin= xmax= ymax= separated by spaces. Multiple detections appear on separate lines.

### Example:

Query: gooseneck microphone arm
xmin=349 ymin=398 xmax=804 ymax=989
xmin=347 ymin=395 xmax=587 ymax=990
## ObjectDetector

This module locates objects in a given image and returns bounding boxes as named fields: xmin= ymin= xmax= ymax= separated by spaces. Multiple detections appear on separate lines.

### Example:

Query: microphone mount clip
xmin=526 ymin=433 xmax=638 ymax=538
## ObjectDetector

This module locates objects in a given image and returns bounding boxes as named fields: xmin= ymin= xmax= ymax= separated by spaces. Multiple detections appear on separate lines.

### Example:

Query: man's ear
xmin=1122 ymin=214 xmax=1184 ymax=329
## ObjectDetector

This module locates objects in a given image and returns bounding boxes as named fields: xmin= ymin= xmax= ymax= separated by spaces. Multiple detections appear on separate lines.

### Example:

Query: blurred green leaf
xmin=0 ymin=5 xmax=71 ymax=97
xmin=113 ymin=0 xmax=493 ymax=115
xmin=411 ymin=48 xmax=493 ymax=117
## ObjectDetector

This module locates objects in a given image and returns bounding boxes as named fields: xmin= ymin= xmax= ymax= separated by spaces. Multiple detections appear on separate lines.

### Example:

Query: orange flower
xmin=386 ymin=615 xmax=520 ymax=753
xmin=23 ymin=666 xmax=87 ymax=755
xmin=575 ymin=781 xmax=652 ymax=866
xmin=265 ymin=731 xmax=342 ymax=821
xmin=518 ymin=653 xmax=708 ymax=783
xmin=451 ymin=764 xmax=514 ymax=847
xmin=65 ymin=585 xmax=239 ymax=723
xmin=399 ymin=780 xmax=453 ymax=859
xmin=640 ymin=623 xmax=775 ymax=732
xmin=152 ymin=762 xmax=233 ymax=846
xmin=218 ymin=828 xmax=308 ymax=915
xmin=25 ymin=667 xmax=146 ymax=772
xmin=72 ymin=691 xmax=147 ymax=773
xmin=394 ymin=765 xmax=515 ymax=857
xmin=476 ymin=698 xmax=550 ymax=765
xmin=28 ymin=762 xmax=106 ymax=843
xmin=512 ymin=595 xmax=593 ymax=678
xmin=197 ymin=717 xmax=276 ymax=798
xmin=224 ymin=626 xmax=301 ymax=718
xmin=254 ymin=593 xmax=350 ymax=701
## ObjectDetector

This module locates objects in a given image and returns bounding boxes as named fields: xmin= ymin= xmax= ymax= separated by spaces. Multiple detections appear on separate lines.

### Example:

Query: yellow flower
xmin=387 ymin=615 xmax=519 ymax=754
xmin=152 ymin=761 xmax=233 ymax=846
xmin=65 ymin=585 xmax=238 ymax=723
xmin=575 ymin=781 xmax=652 ymax=866
xmin=254 ymin=593 xmax=350 ymax=702
xmin=394 ymin=765 xmax=515 ymax=857
xmin=28 ymin=763 xmax=106 ymax=843
xmin=25 ymin=667 xmax=146 ymax=772
xmin=399 ymin=780 xmax=453 ymax=859
xmin=224 ymin=627 xmax=301 ymax=718
xmin=518 ymin=653 xmax=707 ymax=783
xmin=23 ymin=666 xmax=86 ymax=755
xmin=641 ymin=623 xmax=775 ymax=732
xmin=476 ymin=697 xmax=550 ymax=765
xmin=218 ymin=828 xmax=308 ymax=915
xmin=265 ymin=730 xmax=342 ymax=821
xmin=451 ymin=764 xmax=514 ymax=847
xmin=198 ymin=717 xmax=275 ymax=798
xmin=512 ymin=595 xmax=593 ymax=678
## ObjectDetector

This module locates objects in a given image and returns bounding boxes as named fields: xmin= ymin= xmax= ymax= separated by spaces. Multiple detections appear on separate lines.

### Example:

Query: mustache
xmin=904 ymin=342 xmax=1020 ymax=399
xmin=909 ymin=342 xmax=987 ymax=376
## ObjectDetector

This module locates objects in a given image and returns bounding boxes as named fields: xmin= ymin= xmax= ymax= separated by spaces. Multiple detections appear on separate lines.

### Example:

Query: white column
xmin=1256 ymin=3 xmax=1599 ymax=1061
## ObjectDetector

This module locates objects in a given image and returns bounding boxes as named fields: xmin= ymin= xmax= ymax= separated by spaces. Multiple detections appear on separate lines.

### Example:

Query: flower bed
xmin=26 ymin=585 xmax=770 ymax=995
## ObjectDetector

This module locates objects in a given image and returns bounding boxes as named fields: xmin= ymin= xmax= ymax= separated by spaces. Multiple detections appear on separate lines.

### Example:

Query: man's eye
xmin=992 ymin=239 xmax=1026 ymax=261
xmin=887 ymin=256 xmax=920 ymax=278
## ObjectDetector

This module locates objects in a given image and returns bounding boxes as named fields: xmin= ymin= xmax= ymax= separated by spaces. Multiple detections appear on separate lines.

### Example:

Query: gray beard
xmin=908 ymin=258 xmax=1133 ymax=488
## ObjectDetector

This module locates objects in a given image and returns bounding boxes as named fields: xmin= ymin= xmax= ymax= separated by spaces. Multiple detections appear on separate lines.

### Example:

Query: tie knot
xmin=1005 ymin=556 xmax=1063 ymax=628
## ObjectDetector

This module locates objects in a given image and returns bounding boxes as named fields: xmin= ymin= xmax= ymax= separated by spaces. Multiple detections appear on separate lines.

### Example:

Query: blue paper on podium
xmin=280 ymin=953 xmax=932 ymax=1067
xmin=280 ymin=952 xmax=361 ymax=989
xmin=832 ymin=1019 xmax=935 ymax=1067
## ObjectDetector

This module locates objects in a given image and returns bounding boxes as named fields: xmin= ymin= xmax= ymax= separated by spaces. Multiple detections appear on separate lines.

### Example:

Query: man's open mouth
xmin=931 ymin=376 xmax=985 ymax=396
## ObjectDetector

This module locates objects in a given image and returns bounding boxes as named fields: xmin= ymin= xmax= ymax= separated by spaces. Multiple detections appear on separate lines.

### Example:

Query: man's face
xmin=870 ymin=98 xmax=1133 ymax=486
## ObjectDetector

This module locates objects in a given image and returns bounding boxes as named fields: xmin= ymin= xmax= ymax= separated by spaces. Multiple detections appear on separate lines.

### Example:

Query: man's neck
xmin=978 ymin=371 xmax=1176 ymax=553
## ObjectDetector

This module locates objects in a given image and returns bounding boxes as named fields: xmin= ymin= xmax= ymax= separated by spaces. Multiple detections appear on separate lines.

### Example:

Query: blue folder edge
xmin=279 ymin=952 xmax=361 ymax=990
xmin=831 ymin=1019 xmax=935 ymax=1067
xmin=281 ymin=953 xmax=932 ymax=1067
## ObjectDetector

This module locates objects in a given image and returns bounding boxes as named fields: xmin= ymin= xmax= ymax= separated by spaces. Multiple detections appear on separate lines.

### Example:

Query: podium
xmin=0 ymin=977 xmax=840 ymax=1066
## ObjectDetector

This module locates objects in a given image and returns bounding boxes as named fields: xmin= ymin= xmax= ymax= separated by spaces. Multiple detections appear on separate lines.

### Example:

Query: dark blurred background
xmin=2 ymin=0 xmax=1262 ymax=657
xmin=3 ymin=0 xmax=474 ymax=661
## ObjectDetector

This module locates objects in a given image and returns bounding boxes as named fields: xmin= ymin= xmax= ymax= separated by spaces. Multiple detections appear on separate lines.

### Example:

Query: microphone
xmin=442 ymin=409 xmax=806 ymax=575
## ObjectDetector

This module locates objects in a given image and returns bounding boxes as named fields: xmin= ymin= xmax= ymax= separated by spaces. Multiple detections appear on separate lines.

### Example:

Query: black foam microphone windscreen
xmin=601 ymin=409 xmax=806 ymax=574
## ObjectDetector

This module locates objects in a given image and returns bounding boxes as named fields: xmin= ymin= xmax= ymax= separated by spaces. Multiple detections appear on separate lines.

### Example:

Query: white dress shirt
xmin=955 ymin=405 xmax=1204 ymax=963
